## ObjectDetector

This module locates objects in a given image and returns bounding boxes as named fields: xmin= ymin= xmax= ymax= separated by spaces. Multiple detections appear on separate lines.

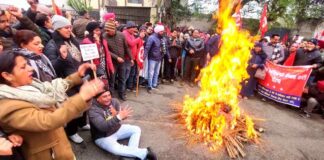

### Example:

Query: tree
xmin=67 ymin=0 xmax=93 ymax=15
xmin=161 ymin=0 xmax=192 ymax=29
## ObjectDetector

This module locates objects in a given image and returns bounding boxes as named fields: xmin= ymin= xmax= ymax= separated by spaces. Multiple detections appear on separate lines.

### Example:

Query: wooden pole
xmin=136 ymin=68 xmax=140 ymax=97
xmin=90 ymin=60 xmax=97 ymax=79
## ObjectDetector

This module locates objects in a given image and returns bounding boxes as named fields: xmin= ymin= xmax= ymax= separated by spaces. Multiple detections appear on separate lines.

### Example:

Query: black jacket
xmin=185 ymin=37 xmax=205 ymax=58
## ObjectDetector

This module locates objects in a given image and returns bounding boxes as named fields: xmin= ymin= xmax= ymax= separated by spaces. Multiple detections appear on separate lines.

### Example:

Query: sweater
xmin=88 ymin=98 xmax=121 ymax=141
xmin=104 ymin=31 xmax=133 ymax=62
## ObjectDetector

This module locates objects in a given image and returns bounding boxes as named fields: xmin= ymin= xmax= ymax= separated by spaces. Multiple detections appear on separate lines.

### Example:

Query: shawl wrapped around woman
xmin=0 ymin=78 xmax=70 ymax=108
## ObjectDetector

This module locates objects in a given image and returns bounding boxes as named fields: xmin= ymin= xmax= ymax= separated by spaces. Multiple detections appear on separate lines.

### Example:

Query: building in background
xmin=105 ymin=0 xmax=158 ymax=25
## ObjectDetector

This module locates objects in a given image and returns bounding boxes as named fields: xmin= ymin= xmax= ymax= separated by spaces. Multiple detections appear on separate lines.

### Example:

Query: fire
xmin=180 ymin=0 xmax=258 ymax=155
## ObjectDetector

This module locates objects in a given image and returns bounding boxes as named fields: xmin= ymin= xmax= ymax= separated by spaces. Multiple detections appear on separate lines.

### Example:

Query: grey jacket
xmin=88 ymin=98 xmax=121 ymax=141
xmin=262 ymin=42 xmax=285 ymax=63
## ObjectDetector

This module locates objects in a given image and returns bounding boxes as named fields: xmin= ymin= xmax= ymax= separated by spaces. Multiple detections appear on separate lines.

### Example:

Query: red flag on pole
xmin=259 ymin=4 xmax=268 ymax=38
xmin=234 ymin=0 xmax=242 ymax=28
xmin=52 ymin=0 xmax=62 ymax=15
xmin=281 ymin=33 xmax=289 ymax=44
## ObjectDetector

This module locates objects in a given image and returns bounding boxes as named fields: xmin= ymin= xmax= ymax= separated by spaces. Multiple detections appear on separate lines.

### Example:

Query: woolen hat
xmin=52 ymin=15 xmax=71 ymax=30
xmin=154 ymin=25 xmax=165 ymax=33
xmin=105 ymin=20 xmax=116 ymax=31
xmin=254 ymin=42 xmax=262 ymax=48
xmin=103 ymin=12 xmax=116 ymax=21
xmin=126 ymin=21 xmax=137 ymax=29
xmin=308 ymin=38 xmax=318 ymax=45
xmin=86 ymin=22 xmax=100 ymax=33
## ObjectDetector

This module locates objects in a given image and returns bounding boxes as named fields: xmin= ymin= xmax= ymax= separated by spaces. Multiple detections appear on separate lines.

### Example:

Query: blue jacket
xmin=206 ymin=35 xmax=220 ymax=57
xmin=144 ymin=33 xmax=170 ymax=61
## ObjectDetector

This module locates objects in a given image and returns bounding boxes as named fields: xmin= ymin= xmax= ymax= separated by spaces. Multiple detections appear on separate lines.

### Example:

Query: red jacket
xmin=81 ymin=38 xmax=115 ymax=76
xmin=122 ymin=30 xmax=141 ymax=61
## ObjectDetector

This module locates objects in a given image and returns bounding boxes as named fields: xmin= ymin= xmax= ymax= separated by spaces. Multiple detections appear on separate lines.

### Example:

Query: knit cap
xmin=86 ymin=22 xmax=100 ymax=33
xmin=105 ymin=20 xmax=116 ymax=32
xmin=52 ymin=15 xmax=71 ymax=30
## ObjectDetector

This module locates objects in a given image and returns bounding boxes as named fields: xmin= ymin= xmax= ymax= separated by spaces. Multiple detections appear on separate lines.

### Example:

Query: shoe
xmin=80 ymin=124 xmax=90 ymax=130
xmin=69 ymin=133 xmax=84 ymax=144
xmin=147 ymin=88 xmax=152 ymax=94
xmin=299 ymin=113 xmax=311 ymax=118
xmin=152 ymin=87 xmax=159 ymax=90
xmin=146 ymin=147 xmax=157 ymax=160
xmin=170 ymin=79 xmax=174 ymax=84
xmin=119 ymin=94 xmax=127 ymax=101
xmin=261 ymin=98 xmax=267 ymax=102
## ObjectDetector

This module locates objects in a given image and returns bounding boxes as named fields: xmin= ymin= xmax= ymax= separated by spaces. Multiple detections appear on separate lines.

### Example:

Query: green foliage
xmin=67 ymin=0 xmax=93 ymax=15
xmin=163 ymin=0 xmax=192 ymax=28
xmin=242 ymin=18 xmax=260 ymax=35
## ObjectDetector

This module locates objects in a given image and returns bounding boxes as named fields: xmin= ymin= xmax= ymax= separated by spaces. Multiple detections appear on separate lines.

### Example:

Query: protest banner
xmin=257 ymin=61 xmax=312 ymax=107
xmin=80 ymin=44 xmax=100 ymax=79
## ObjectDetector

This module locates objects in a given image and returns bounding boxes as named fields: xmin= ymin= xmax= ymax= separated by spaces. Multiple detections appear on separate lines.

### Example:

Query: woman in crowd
xmin=240 ymin=42 xmax=267 ymax=99
xmin=13 ymin=29 xmax=56 ymax=82
xmin=81 ymin=22 xmax=114 ymax=87
xmin=0 ymin=51 xmax=104 ymax=160
xmin=44 ymin=15 xmax=88 ymax=144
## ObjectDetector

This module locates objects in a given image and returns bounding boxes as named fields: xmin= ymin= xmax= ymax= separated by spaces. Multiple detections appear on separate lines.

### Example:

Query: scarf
xmin=0 ymin=78 xmax=70 ymax=108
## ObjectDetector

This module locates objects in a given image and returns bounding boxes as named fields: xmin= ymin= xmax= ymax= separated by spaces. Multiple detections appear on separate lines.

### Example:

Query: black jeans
xmin=126 ymin=63 xmax=138 ymax=90
xmin=65 ymin=112 xmax=87 ymax=136
xmin=111 ymin=61 xmax=132 ymax=96
xmin=184 ymin=56 xmax=201 ymax=82
xmin=163 ymin=57 xmax=177 ymax=80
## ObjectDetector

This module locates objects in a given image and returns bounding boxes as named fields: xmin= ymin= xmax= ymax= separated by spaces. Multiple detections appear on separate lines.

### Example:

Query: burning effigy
xmin=173 ymin=0 xmax=262 ymax=158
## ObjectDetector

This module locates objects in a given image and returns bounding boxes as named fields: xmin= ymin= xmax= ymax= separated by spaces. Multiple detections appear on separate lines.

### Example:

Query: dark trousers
xmin=184 ymin=57 xmax=200 ymax=82
xmin=65 ymin=112 xmax=87 ymax=136
xmin=111 ymin=61 xmax=132 ymax=96
xmin=163 ymin=57 xmax=177 ymax=80
xmin=126 ymin=63 xmax=138 ymax=90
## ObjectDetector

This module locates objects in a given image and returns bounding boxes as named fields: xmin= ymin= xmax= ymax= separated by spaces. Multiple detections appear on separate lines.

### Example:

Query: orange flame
xmin=181 ymin=0 xmax=257 ymax=150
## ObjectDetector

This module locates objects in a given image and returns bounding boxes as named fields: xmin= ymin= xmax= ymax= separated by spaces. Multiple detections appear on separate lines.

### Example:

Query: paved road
xmin=72 ymin=82 xmax=324 ymax=160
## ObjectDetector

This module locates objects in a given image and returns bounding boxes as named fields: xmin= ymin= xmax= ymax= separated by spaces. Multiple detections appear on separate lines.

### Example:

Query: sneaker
xmin=69 ymin=133 xmax=84 ymax=144
xmin=299 ymin=113 xmax=311 ymax=118
xmin=146 ymin=147 xmax=157 ymax=160
xmin=152 ymin=87 xmax=159 ymax=90
xmin=80 ymin=124 xmax=90 ymax=130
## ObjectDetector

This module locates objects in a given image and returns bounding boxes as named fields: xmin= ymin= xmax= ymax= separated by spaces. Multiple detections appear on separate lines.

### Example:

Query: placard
xmin=80 ymin=44 xmax=99 ymax=61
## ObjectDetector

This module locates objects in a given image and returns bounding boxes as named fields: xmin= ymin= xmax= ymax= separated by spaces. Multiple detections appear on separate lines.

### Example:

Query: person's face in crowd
xmin=57 ymin=25 xmax=72 ymax=39
xmin=192 ymin=30 xmax=200 ymax=39
xmin=97 ymin=91 xmax=112 ymax=106
xmin=0 ymin=15 xmax=10 ymax=32
xmin=127 ymin=27 xmax=137 ymax=35
xmin=271 ymin=36 xmax=280 ymax=44
xmin=84 ymin=12 xmax=90 ymax=19
xmin=1 ymin=56 xmax=34 ymax=87
xmin=289 ymin=45 xmax=298 ymax=52
xmin=93 ymin=28 xmax=101 ymax=37
xmin=157 ymin=31 xmax=164 ymax=37
xmin=254 ymin=46 xmax=262 ymax=53
xmin=27 ymin=0 xmax=38 ymax=6
xmin=21 ymin=36 xmax=44 ymax=55
xmin=45 ymin=16 xmax=53 ymax=29
xmin=171 ymin=30 xmax=177 ymax=38
xmin=147 ymin=26 xmax=153 ymax=34
xmin=300 ymin=41 xmax=307 ymax=48
xmin=114 ymin=21 xmax=119 ymax=27
xmin=306 ymin=42 xmax=316 ymax=51
xmin=106 ymin=29 xmax=116 ymax=36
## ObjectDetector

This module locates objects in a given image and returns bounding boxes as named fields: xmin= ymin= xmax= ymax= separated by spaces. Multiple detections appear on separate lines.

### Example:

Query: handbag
xmin=254 ymin=68 xmax=266 ymax=80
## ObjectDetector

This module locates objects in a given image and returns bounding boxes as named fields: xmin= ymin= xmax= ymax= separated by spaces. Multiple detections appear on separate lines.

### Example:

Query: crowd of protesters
xmin=0 ymin=0 xmax=323 ymax=159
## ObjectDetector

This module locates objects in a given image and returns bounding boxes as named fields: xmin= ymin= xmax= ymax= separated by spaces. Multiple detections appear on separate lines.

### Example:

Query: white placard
xmin=80 ymin=44 xmax=100 ymax=61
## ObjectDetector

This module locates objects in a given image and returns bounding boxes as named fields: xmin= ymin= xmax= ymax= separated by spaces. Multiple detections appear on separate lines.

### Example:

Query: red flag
xmin=283 ymin=51 xmax=296 ymax=66
xmin=282 ymin=33 xmax=288 ymax=44
xmin=234 ymin=0 xmax=242 ymax=28
xmin=259 ymin=4 xmax=268 ymax=38
xmin=137 ymin=40 xmax=144 ymax=69
xmin=52 ymin=0 xmax=62 ymax=15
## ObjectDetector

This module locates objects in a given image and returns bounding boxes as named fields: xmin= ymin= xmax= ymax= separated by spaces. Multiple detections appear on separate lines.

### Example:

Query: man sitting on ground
xmin=88 ymin=87 xmax=157 ymax=160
